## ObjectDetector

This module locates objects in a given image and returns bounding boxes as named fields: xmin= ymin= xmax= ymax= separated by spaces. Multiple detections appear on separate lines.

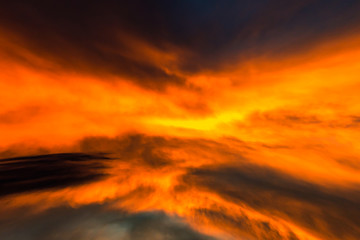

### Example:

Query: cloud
xmin=1 ymin=1 xmax=360 ymax=239
xmin=0 ymin=204 xmax=216 ymax=240
xmin=79 ymin=135 xmax=173 ymax=168
xmin=1 ymin=134 xmax=360 ymax=239
xmin=0 ymin=153 xmax=110 ymax=197
xmin=182 ymin=164 xmax=360 ymax=239
xmin=193 ymin=208 xmax=300 ymax=240
xmin=0 ymin=1 xmax=359 ymax=89
xmin=247 ymin=110 xmax=360 ymax=129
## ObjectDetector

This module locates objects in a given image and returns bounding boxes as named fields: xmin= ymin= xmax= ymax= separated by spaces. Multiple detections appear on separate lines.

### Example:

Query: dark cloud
xmin=1 ymin=0 xmax=360 ymax=89
xmin=0 ymin=153 xmax=110 ymax=197
xmin=182 ymin=164 xmax=360 ymax=239
xmin=193 ymin=208 xmax=300 ymax=240
xmin=0 ymin=204 xmax=216 ymax=240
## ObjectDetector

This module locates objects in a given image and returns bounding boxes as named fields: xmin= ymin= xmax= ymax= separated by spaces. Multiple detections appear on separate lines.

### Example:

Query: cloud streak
xmin=1 ymin=135 xmax=360 ymax=239
xmin=0 ymin=153 xmax=110 ymax=197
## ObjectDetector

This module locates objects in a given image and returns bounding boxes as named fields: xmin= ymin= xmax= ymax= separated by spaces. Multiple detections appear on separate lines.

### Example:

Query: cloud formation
xmin=0 ymin=204 xmax=216 ymax=240
xmin=1 ymin=135 xmax=360 ymax=239
xmin=1 ymin=1 xmax=360 ymax=240
xmin=0 ymin=1 xmax=359 ymax=89
xmin=0 ymin=153 xmax=110 ymax=197
xmin=183 ymin=164 xmax=360 ymax=239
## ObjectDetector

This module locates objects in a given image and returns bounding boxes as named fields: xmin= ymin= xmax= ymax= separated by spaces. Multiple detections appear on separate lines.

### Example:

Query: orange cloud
xmin=1 ymin=13 xmax=360 ymax=239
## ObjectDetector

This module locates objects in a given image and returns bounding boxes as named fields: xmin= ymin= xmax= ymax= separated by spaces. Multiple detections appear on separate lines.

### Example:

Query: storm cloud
xmin=0 ymin=0 xmax=359 ymax=89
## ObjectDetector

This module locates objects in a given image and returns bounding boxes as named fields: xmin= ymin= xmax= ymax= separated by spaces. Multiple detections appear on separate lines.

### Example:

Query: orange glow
xmin=1 ymin=22 xmax=360 ymax=239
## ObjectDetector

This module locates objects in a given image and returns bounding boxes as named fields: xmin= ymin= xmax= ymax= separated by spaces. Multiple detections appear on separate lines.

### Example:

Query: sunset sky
xmin=1 ymin=1 xmax=360 ymax=240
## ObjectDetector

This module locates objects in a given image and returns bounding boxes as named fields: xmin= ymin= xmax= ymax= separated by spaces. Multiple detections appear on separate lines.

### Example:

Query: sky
xmin=1 ymin=1 xmax=360 ymax=239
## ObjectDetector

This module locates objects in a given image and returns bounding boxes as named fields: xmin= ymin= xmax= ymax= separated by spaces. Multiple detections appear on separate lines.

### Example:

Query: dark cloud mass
xmin=0 ymin=0 xmax=359 ymax=89
xmin=0 ymin=204 xmax=216 ymax=240
xmin=0 ymin=153 xmax=110 ymax=197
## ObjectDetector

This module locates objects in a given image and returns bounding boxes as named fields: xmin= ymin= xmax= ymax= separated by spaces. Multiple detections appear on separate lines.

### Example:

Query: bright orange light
xmin=1 ymin=30 xmax=360 ymax=240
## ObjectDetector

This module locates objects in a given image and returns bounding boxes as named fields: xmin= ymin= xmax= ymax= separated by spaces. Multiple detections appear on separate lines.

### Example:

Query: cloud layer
xmin=0 ymin=1 xmax=360 ymax=89
xmin=0 ymin=204 xmax=215 ymax=240
xmin=2 ymin=135 xmax=360 ymax=239
xmin=1 ymin=1 xmax=360 ymax=239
